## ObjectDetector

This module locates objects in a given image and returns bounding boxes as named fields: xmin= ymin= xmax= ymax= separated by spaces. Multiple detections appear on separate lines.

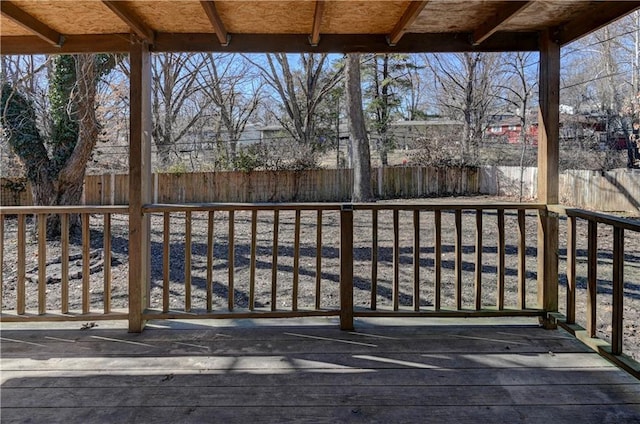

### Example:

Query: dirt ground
xmin=1 ymin=196 xmax=639 ymax=361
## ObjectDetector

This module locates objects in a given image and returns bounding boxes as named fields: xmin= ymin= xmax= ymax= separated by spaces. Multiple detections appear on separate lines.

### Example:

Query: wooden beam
xmin=0 ymin=35 xmax=130 ymax=55
xmin=102 ymin=1 xmax=154 ymax=44
xmin=128 ymin=37 xmax=153 ymax=332
xmin=387 ymin=1 xmax=429 ymax=46
xmin=1 ymin=32 xmax=540 ymax=55
xmin=471 ymin=1 xmax=533 ymax=46
xmin=0 ymin=1 xmax=63 ymax=47
xmin=309 ymin=0 xmax=325 ymax=46
xmin=153 ymin=32 xmax=539 ymax=53
xmin=559 ymin=1 xmax=640 ymax=45
xmin=200 ymin=1 xmax=230 ymax=46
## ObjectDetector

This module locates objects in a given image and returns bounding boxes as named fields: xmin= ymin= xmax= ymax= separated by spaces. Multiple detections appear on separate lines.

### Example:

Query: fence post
xmin=340 ymin=204 xmax=354 ymax=330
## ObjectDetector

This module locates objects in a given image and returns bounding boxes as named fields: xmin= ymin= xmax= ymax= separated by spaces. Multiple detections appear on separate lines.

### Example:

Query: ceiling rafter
xmin=387 ymin=1 xmax=429 ymax=46
xmin=309 ymin=1 xmax=325 ymax=47
xmin=0 ymin=1 xmax=63 ymax=47
xmin=102 ymin=1 xmax=154 ymax=44
xmin=200 ymin=1 xmax=230 ymax=46
xmin=559 ymin=1 xmax=640 ymax=45
xmin=471 ymin=1 xmax=533 ymax=46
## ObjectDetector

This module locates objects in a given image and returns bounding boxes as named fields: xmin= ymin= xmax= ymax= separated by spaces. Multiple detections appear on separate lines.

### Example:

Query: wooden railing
xmin=0 ymin=206 xmax=129 ymax=321
xmin=139 ymin=202 xmax=547 ymax=329
xmin=141 ymin=203 xmax=346 ymax=323
xmin=549 ymin=205 xmax=640 ymax=375
xmin=350 ymin=203 xmax=546 ymax=319
xmin=6 ymin=201 xmax=636 ymax=352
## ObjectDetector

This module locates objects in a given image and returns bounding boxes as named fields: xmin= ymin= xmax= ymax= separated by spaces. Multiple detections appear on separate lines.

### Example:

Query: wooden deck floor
xmin=1 ymin=318 xmax=639 ymax=423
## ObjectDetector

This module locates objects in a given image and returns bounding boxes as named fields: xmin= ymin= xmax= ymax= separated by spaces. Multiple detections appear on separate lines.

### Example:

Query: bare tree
xmin=364 ymin=53 xmax=419 ymax=165
xmin=151 ymin=53 xmax=211 ymax=168
xmin=345 ymin=54 xmax=373 ymax=202
xmin=248 ymin=53 xmax=343 ymax=149
xmin=198 ymin=53 xmax=262 ymax=168
xmin=427 ymin=52 xmax=501 ymax=162
xmin=498 ymin=52 xmax=538 ymax=200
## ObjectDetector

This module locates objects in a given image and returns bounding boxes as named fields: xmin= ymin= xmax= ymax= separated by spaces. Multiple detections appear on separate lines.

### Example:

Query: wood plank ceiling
xmin=1 ymin=1 xmax=640 ymax=54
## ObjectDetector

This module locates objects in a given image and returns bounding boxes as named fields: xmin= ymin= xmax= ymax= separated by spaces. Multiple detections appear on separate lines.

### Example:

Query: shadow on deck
xmin=1 ymin=317 xmax=639 ymax=423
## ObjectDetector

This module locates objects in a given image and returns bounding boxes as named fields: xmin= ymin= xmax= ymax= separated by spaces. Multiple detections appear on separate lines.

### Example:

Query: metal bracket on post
xmin=339 ymin=203 xmax=354 ymax=330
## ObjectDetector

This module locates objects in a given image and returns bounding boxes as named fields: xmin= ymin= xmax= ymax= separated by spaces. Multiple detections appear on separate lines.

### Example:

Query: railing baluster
xmin=38 ymin=213 xmax=47 ymax=315
xmin=103 ymin=213 xmax=112 ymax=314
xmin=413 ymin=210 xmax=420 ymax=312
xmin=17 ymin=214 xmax=25 ymax=315
xmin=566 ymin=215 xmax=577 ymax=324
xmin=434 ymin=210 xmax=442 ymax=311
xmin=517 ymin=209 xmax=526 ymax=310
xmin=455 ymin=209 xmax=462 ymax=310
xmin=0 ymin=216 xmax=3 ymax=310
xmin=82 ymin=213 xmax=90 ymax=314
xmin=163 ymin=212 xmax=170 ymax=313
xmin=271 ymin=210 xmax=279 ymax=311
xmin=371 ymin=209 xmax=378 ymax=310
xmin=292 ymin=209 xmax=301 ymax=311
xmin=61 ymin=214 xmax=69 ymax=314
xmin=497 ymin=209 xmax=505 ymax=310
xmin=340 ymin=205 xmax=354 ymax=331
xmin=475 ymin=209 xmax=482 ymax=310
xmin=587 ymin=220 xmax=598 ymax=338
xmin=185 ymin=211 xmax=192 ymax=312
xmin=207 ymin=211 xmax=214 ymax=312
xmin=393 ymin=209 xmax=400 ymax=311
xmin=228 ymin=210 xmax=235 ymax=311
xmin=249 ymin=210 xmax=257 ymax=311
xmin=315 ymin=210 xmax=322 ymax=310
xmin=612 ymin=226 xmax=624 ymax=355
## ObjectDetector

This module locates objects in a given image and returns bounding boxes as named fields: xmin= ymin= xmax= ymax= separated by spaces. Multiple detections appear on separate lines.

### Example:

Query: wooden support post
xmin=128 ymin=37 xmax=152 ymax=332
xmin=537 ymin=29 xmax=560 ymax=328
xmin=340 ymin=204 xmax=354 ymax=330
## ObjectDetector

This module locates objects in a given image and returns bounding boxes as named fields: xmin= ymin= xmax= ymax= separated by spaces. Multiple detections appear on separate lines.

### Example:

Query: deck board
xmin=1 ymin=319 xmax=639 ymax=423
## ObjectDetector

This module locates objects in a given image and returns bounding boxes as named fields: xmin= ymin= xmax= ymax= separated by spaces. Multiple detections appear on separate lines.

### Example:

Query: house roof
xmin=1 ymin=1 xmax=639 ymax=55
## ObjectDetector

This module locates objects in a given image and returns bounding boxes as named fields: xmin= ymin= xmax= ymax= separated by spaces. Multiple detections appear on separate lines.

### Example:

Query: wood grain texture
xmin=1 ymin=323 xmax=638 ymax=423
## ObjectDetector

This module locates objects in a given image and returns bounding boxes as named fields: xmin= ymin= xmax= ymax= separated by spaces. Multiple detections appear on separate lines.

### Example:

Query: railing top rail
xmin=352 ymin=202 xmax=546 ymax=211
xmin=143 ymin=202 xmax=546 ymax=214
xmin=0 ymin=205 xmax=129 ymax=215
xmin=548 ymin=204 xmax=640 ymax=232
xmin=143 ymin=203 xmax=344 ymax=213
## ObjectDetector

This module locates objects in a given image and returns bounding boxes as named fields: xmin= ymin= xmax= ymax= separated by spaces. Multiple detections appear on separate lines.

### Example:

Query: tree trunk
xmin=345 ymin=54 xmax=373 ymax=202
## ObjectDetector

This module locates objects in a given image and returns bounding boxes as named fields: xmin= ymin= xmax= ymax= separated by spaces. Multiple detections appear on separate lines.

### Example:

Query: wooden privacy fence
xmin=481 ymin=167 xmax=640 ymax=214
xmin=3 ymin=167 xmax=638 ymax=214
xmin=1 ymin=167 xmax=480 ymax=206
